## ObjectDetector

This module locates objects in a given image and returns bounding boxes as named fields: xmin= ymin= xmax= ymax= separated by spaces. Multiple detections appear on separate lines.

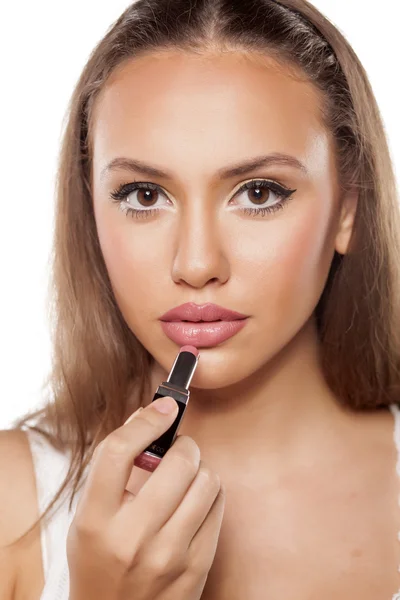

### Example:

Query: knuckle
xmin=198 ymin=463 xmax=221 ymax=490
xmin=144 ymin=549 xmax=180 ymax=576
xmin=134 ymin=411 xmax=155 ymax=426
xmin=71 ymin=515 xmax=98 ymax=539
xmin=113 ymin=546 xmax=137 ymax=569
xmin=129 ymin=412 xmax=160 ymax=436
xmin=173 ymin=452 xmax=199 ymax=475
xmin=188 ymin=554 xmax=211 ymax=577
xmin=102 ymin=432 xmax=129 ymax=457
xmin=171 ymin=435 xmax=201 ymax=467
xmin=135 ymin=410 xmax=165 ymax=431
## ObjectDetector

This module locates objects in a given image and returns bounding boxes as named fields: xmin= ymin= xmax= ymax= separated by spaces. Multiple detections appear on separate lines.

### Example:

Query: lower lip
xmin=160 ymin=319 xmax=248 ymax=347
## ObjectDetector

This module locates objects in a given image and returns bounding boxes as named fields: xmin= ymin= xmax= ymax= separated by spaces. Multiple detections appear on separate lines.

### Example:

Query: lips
xmin=160 ymin=302 xmax=248 ymax=323
xmin=159 ymin=303 xmax=249 ymax=348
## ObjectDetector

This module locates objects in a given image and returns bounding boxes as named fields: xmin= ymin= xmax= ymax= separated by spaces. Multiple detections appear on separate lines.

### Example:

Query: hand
xmin=67 ymin=396 xmax=226 ymax=600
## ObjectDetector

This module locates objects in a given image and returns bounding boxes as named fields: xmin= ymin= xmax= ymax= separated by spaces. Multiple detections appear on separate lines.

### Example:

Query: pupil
xmin=250 ymin=187 xmax=267 ymax=204
xmin=139 ymin=189 xmax=156 ymax=205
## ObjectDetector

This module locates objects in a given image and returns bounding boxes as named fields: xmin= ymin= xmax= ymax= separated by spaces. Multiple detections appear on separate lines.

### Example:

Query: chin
xmin=186 ymin=351 xmax=262 ymax=391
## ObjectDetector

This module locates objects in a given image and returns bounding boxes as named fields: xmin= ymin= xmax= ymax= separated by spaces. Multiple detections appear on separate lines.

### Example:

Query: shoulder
xmin=0 ymin=428 xmax=42 ymax=596
xmin=0 ymin=428 xmax=39 ymax=543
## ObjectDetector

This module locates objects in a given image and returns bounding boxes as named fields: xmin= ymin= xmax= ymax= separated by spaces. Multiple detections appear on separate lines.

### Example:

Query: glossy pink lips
xmin=160 ymin=302 xmax=249 ymax=348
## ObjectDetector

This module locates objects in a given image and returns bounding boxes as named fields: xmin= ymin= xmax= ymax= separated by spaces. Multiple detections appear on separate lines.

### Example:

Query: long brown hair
xmin=7 ymin=0 xmax=400 ymax=547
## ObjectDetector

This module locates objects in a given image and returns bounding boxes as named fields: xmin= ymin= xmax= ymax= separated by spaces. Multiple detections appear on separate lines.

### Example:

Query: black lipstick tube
xmin=133 ymin=346 xmax=199 ymax=472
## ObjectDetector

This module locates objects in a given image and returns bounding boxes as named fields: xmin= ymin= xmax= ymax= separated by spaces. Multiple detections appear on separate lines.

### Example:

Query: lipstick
xmin=133 ymin=345 xmax=199 ymax=472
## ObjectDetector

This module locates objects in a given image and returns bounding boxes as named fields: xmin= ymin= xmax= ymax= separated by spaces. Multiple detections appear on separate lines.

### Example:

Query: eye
xmin=230 ymin=179 xmax=296 ymax=217
xmin=109 ymin=181 xmax=168 ymax=219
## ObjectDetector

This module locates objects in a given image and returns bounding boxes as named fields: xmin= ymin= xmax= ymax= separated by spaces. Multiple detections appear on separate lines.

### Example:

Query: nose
xmin=171 ymin=202 xmax=230 ymax=289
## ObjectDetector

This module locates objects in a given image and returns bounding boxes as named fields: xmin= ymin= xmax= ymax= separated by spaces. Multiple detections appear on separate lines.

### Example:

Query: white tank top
xmin=21 ymin=425 xmax=89 ymax=599
xmin=22 ymin=404 xmax=400 ymax=600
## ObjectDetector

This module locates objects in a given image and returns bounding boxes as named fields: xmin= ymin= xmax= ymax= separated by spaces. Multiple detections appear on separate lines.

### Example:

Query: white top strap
xmin=23 ymin=426 xmax=87 ymax=600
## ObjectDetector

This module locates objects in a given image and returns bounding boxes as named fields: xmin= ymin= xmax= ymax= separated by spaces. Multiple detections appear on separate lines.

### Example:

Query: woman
xmin=1 ymin=0 xmax=400 ymax=598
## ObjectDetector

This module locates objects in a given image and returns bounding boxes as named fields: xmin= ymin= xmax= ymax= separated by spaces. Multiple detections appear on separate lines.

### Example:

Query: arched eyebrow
xmin=100 ymin=153 xmax=308 ymax=182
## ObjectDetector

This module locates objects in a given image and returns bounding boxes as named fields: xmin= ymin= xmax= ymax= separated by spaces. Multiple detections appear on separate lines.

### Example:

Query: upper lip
xmin=160 ymin=302 xmax=248 ymax=322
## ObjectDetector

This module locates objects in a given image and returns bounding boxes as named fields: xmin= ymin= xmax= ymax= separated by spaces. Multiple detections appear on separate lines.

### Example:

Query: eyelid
xmin=233 ymin=177 xmax=286 ymax=194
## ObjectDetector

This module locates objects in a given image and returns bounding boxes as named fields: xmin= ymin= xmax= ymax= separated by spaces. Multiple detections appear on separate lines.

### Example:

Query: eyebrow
xmin=100 ymin=152 xmax=308 ymax=182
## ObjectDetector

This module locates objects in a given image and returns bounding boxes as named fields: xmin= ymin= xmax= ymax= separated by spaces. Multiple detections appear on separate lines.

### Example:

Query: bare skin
xmin=81 ymin=49 xmax=400 ymax=597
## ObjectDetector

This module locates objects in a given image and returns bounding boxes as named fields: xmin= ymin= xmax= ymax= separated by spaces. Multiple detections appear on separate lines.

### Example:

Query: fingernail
xmin=152 ymin=396 xmax=177 ymax=414
xmin=123 ymin=406 xmax=144 ymax=425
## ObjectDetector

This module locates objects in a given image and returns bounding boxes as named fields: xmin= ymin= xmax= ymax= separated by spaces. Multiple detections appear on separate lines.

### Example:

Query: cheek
xmin=234 ymin=202 xmax=336 ymax=328
xmin=94 ymin=211 xmax=166 ymax=317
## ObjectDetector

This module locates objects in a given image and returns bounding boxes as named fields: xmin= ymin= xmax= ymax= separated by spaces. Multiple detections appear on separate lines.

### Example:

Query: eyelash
xmin=109 ymin=178 xmax=296 ymax=220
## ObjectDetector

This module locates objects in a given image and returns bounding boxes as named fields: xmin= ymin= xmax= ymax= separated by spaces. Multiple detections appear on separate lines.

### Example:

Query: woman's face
xmin=91 ymin=50 xmax=356 ymax=389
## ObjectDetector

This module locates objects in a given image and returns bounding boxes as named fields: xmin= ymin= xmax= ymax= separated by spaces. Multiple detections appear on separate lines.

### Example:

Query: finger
xmin=187 ymin=486 xmax=226 ymax=569
xmin=157 ymin=463 xmax=222 ymax=550
xmin=116 ymin=435 xmax=201 ymax=539
xmin=75 ymin=398 xmax=179 ymax=524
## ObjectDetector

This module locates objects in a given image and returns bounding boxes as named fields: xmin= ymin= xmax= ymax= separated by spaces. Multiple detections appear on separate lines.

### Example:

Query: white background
xmin=0 ymin=1 xmax=399 ymax=429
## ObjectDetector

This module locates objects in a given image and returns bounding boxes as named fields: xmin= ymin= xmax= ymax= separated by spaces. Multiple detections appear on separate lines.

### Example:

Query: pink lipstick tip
xmin=180 ymin=345 xmax=199 ymax=357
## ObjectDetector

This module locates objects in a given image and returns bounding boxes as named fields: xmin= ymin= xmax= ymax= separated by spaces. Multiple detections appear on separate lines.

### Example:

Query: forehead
xmin=91 ymin=50 xmax=329 ymax=181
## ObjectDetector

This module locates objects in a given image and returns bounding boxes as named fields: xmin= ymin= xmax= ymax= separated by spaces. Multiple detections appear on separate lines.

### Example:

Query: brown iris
xmin=136 ymin=188 xmax=159 ymax=207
